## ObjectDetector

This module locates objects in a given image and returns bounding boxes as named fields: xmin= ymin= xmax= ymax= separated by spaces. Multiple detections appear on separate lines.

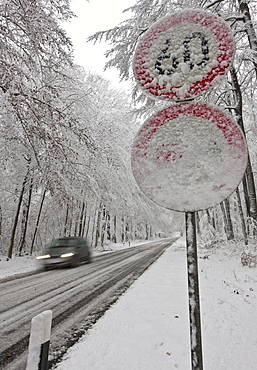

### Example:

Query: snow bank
xmin=0 ymin=255 xmax=40 ymax=279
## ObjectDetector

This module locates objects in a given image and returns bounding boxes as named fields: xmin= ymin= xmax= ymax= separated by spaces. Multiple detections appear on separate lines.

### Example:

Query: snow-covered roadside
xmin=2 ymin=237 xmax=257 ymax=369
xmin=0 ymin=254 xmax=40 ymax=279
xmin=53 ymin=237 xmax=257 ymax=370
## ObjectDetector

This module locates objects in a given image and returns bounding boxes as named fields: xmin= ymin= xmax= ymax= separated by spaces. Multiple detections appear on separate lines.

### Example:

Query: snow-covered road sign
xmin=131 ymin=102 xmax=247 ymax=212
xmin=133 ymin=9 xmax=234 ymax=101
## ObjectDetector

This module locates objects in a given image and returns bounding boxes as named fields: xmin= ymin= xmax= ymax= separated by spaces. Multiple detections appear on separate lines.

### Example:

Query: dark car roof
xmin=49 ymin=237 xmax=87 ymax=248
xmin=53 ymin=237 xmax=86 ymax=241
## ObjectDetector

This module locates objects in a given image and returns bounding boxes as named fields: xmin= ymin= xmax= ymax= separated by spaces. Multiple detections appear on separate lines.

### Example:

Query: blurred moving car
xmin=36 ymin=237 xmax=91 ymax=269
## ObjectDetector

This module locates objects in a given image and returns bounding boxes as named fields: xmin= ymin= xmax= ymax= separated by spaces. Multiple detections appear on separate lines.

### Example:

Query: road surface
xmin=0 ymin=239 xmax=175 ymax=369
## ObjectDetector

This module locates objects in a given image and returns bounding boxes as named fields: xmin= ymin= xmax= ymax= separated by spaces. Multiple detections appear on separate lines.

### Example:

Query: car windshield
xmin=50 ymin=239 xmax=81 ymax=248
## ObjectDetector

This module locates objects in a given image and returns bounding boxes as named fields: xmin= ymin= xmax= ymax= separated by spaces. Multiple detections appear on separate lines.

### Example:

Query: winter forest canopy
xmin=1 ymin=0 xmax=257 ymax=258
xmin=0 ymin=0 xmax=178 ymax=258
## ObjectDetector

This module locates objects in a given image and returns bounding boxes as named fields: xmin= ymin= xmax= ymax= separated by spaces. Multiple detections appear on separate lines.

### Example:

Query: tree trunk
xmin=19 ymin=177 xmax=33 ymax=255
xmin=125 ymin=219 xmax=130 ymax=243
xmin=242 ymin=175 xmax=250 ymax=218
xmin=84 ymin=215 xmax=90 ymax=239
xmin=145 ymin=223 xmax=149 ymax=240
xmin=74 ymin=208 xmax=79 ymax=236
xmin=220 ymin=202 xmax=228 ymax=237
xmin=106 ymin=211 xmax=111 ymax=242
xmin=121 ymin=215 xmax=125 ymax=243
xmin=101 ymin=206 xmax=107 ymax=247
xmin=224 ymin=198 xmax=234 ymax=240
xmin=30 ymin=189 xmax=46 ymax=255
xmin=78 ymin=201 xmax=85 ymax=237
xmin=0 ymin=204 xmax=2 ymax=237
xmin=91 ymin=207 xmax=98 ymax=247
xmin=112 ymin=215 xmax=117 ymax=243
xmin=235 ymin=187 xmax=248 ymax=245
xmin=195 ymin=212 xmax=201 ymax=235
xmin=81 ymin=203 xmax=87 ymax=237
xmin=64 ymin=204 xmax=69 ymax=237
xmin=230 ymin=66 xmax=257 ymax=223
xmin=94 ymin=202 xmax=102 ymax=248
xmin=239 ymin=0 xmax=257 ymax=79
xmin=206 ymin=208 xmax=216 ymax=229
xmin=245 ymin=160 xmax=257 ymax=222
xmin=8 ymin=173 xmax=28 ymax=258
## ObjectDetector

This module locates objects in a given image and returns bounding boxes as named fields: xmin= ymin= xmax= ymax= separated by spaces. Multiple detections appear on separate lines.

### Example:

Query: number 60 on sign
xmin=133 ymin=9 xmax=235 ymax=101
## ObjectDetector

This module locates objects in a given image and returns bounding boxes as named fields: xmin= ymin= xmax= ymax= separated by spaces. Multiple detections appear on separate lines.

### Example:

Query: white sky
xmin=63 ymin=0 xmax=135 ymax=87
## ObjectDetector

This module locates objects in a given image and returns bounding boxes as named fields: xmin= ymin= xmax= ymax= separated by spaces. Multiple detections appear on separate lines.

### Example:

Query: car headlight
xmin=36 ymin=254 xmax=51 ymax=260
xmin=60 ymin=252 xmax=75 ymax=258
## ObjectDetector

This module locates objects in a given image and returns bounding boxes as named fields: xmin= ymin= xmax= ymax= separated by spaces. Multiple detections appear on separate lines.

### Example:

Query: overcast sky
xmin=63 ymin=0 xmax=135 ymax=87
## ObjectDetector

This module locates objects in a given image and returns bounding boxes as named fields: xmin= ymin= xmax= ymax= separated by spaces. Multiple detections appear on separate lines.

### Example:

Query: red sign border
xmin=133 ymin=9 xmax=235 ymax=101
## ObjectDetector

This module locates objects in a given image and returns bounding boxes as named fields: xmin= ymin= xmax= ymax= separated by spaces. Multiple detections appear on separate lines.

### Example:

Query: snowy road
xmin=0 ymin=239 xmax=174 ymax=369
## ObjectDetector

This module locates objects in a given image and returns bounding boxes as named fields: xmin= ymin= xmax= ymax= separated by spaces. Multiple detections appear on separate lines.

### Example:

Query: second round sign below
xmin=131 ymin=102 xmax=247 ymax=212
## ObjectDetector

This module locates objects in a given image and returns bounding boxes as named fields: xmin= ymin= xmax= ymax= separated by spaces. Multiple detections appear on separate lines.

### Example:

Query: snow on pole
xmin=185 ymin=212 xmax=203 ymax=370
xmin=26 ymin=310 xmax=52 ymax=370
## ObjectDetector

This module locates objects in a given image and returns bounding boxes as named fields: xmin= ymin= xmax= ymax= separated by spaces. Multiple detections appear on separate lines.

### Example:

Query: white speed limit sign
xmin=133 ymin=9 xmax=234 ymax=101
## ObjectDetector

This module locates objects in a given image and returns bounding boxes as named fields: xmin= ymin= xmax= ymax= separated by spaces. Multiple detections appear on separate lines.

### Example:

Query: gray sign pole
xmin=185 ymin=212 xmax=203 ymax=370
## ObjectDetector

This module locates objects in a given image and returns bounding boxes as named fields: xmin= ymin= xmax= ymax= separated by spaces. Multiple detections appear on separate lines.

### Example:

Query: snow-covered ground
xmin=54 ymin=237 xmax=257 ymax=370
xmin=2 ymin=237 xmax=257 ymax=369
xmin=0 ymin=254 xmax=40 ymax=279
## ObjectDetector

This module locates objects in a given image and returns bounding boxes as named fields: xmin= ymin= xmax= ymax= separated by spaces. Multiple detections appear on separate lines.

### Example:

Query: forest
xmin=0 ymin=0 xmax=179 ymax=258
xmin=1 ymin=0 xmax=257 ymax=258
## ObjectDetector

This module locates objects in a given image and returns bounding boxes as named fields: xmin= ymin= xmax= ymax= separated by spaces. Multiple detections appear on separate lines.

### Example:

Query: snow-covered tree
xmin=0 ymin=0 xmax=182 ymax=257
xmin=88 ymin=0 xmax=257 ymax=243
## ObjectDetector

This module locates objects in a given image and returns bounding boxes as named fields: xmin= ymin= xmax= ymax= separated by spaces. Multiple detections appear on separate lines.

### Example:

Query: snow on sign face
xmin=131 ymin=102 xmax=247 ymax=212
xmin=133 ymin=9 xmax=234 ymax=101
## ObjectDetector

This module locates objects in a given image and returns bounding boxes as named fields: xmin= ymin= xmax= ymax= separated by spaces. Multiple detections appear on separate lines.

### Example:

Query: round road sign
xmin=131 ymin=102 xmax=247 ymax=212
xmin=133 ymin=9 xmax=234 ymax=101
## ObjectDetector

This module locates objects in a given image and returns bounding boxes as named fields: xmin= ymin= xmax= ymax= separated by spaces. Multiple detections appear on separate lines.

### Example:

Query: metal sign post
xmin=185 ymin=212 xmax=203 ymax=370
